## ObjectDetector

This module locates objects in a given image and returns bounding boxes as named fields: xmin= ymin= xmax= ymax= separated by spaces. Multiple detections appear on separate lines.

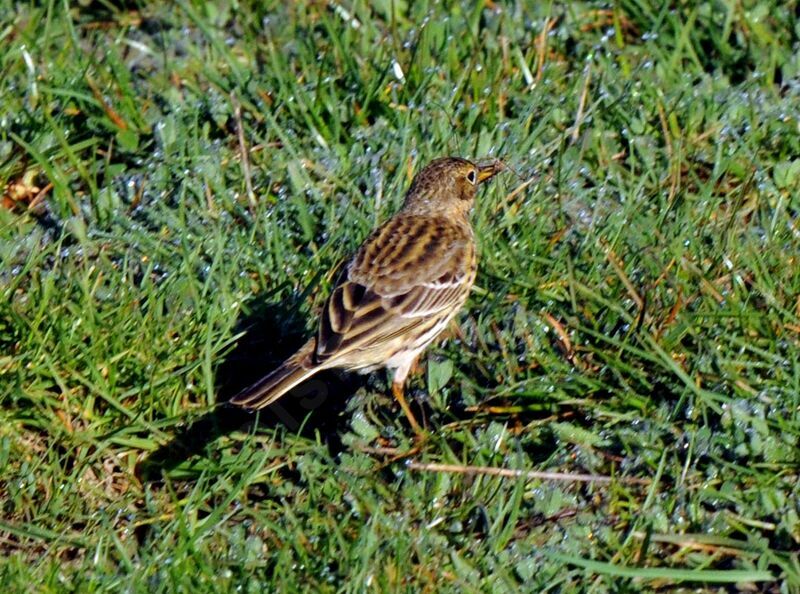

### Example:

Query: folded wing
xmin=315 ymin=215 xmax=473 ymax=364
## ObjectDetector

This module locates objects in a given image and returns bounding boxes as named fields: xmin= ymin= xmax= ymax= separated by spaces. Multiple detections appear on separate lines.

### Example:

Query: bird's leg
xmin=391 ymin=379 xmax=423 ymax=435
xmin=408 ymin=356 xmax=424 ymax=377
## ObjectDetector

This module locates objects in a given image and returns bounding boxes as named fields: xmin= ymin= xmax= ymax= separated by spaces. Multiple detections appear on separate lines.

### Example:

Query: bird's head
xmin=402 ymin=157 xmax=504 ymax=217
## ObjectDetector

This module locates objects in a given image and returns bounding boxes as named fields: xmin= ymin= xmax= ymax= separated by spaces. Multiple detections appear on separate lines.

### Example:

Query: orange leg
xmin=391 ymin=380 xmax=423 ymax=435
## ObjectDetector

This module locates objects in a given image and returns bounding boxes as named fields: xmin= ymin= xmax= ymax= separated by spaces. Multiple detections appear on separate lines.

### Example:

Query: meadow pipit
xmin=230 ymin=157 xmax=503 ymax=432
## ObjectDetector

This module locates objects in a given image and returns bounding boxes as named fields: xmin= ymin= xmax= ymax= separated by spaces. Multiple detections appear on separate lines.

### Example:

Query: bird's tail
xmin=229 ymin=339 xmax=320 ymax=410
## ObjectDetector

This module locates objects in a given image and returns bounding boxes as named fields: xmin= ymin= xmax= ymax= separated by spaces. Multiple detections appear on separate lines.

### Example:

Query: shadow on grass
xmin=136 ymin=293 xmax=359 ymax=482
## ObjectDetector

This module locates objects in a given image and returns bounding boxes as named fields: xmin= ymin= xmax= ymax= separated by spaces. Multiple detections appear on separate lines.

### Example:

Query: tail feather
xmin=230 ymin=340 xmax=320 ymax=410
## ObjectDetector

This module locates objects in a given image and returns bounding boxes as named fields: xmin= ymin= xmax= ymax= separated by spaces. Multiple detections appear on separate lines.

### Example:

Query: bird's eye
xmin=466 ymin=170 xmax=477 ymax=184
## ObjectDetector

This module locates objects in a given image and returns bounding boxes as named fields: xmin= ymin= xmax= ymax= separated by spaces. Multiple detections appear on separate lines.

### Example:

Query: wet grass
xmin=1 ymin=0 xmax=799 ymax=591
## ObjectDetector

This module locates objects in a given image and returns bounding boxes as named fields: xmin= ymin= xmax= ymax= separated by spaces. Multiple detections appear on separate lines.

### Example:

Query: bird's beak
xmin=476 ymin=160 xmax=505 ymax=184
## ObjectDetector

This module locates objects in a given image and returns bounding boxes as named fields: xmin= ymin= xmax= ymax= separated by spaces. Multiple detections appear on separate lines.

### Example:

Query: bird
xmin=230 ymin=156 xmax=504 ymax=432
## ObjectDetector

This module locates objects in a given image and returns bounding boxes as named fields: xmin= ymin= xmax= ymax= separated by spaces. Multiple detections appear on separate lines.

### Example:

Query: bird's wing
xmin=315 ymin=214 xmax=474 ymax=362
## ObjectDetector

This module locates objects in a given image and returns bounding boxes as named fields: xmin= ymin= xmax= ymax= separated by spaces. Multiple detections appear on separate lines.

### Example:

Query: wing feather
xmin=315 ymin=215 xmax=474 ymax=364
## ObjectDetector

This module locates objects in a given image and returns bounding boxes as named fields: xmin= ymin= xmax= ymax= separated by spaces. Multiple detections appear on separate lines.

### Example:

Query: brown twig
xmin=630 ymin=531 xmax=750 ymax=558
xmin=231 ymin=92 xmax=257 ymax=213
xmin=85 ymin=74 xmax=128 ymax=131
xmin=493 ymin=175 xmax=538 ymax=214
xmin=534 ymin=17 xmax=554 ymax=83
xmin=571 ymin=64 xmax=592 ymax=143
xmin=27 ymin=182 xmax=53 ymax=211
xmin=407 ymin=461 xmax=650 ymax=485
xmin=541 ymin=311 xmax=575 ymax=361
xmin=603 ymin=242 xmax=645 ymax=310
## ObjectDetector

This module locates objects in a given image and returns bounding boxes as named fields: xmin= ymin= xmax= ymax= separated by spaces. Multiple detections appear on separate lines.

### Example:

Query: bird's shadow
xmin=136 ymin=291 xmax=359 ymax=483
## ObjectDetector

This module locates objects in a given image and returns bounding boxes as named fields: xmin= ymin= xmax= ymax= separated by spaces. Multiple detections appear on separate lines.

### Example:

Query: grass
xmin=1 ymin=0 xmax=799 ymax=591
